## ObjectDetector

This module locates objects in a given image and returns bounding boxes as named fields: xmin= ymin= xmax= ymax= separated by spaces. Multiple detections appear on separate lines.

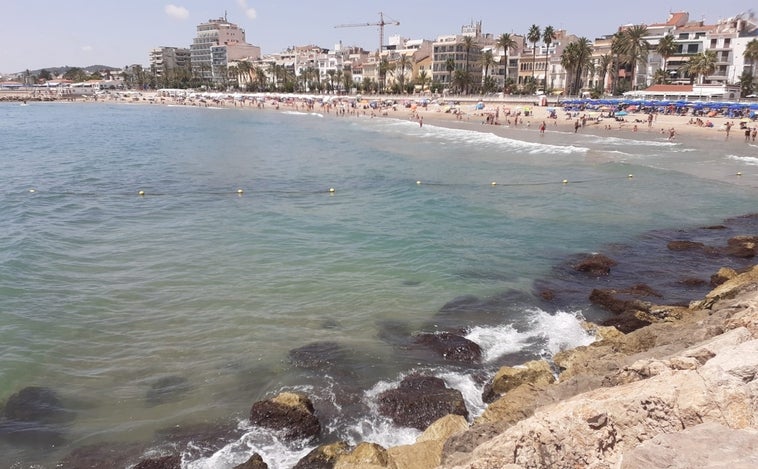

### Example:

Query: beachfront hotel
xmin=189 ymin=15 xmax=261 ymax=86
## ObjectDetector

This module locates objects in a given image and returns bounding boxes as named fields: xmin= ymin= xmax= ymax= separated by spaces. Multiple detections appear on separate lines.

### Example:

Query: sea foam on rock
xmin=435 ymin=265 xmax=758 ymax=468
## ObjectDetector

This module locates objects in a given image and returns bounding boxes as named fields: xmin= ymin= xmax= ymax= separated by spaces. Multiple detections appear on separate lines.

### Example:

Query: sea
xmin=1 ymin=101 xmax=757 ymax=468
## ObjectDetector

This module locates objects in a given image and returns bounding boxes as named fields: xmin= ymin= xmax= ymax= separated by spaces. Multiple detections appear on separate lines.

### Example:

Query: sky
xmin=0 ymin=0 xmax=755 ymax=74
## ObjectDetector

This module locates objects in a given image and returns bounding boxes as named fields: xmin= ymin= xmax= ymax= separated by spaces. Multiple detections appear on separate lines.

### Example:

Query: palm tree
xmin=445 ymin=57 xmax=456 ymax=91
xmin=397 ymin=54 xmax=412 ymax=92
xmin=379 ymin=57 xmax=394 ymax=93
xmin=656 ymin=34 xmax=677 ymax=78
xmin=462 ymin=35 xmax=478 ymax=94
xmin=496 ymin=33 xmax=518 ymax=96
xmin=597 ymin=54 xmax=614 ymax=93
xmin=542 ymin=26 xmax=556 ymax=91
xmin=480 ymin=49 xmax=494 ymax=89
xmin=610 ymin=32 xmax=626 ymax=94
xmin=744 ymin=39 xmax=758 ymax=79
xmin=416 ymin=69 xmax=430 ymax=93
xmin=683 ymin=50 xmax=717 ymax=84
xmin=237 ymin=61 xmax=252 ymax=89
xmin=227 ymin=65 xmax=239 ymax=90
xmin=527 ymin=25 xmax=541 ymax=84
xmin=620 ymin=25 xmax=650 ymax=90
xmin=561 ymin=38 xmax=592 ymax=96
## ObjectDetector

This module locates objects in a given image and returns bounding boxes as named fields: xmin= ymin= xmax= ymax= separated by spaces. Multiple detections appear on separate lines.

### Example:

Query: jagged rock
xmin=133 ymin=454 xmax=181 ymax=469
xmin=153 ymin=420 xmax=243 ymax=460
xmin=294 ymin=441 xmax=351 ymax=469
xmin=412 ymin=333 xmax=482 ymax=363
xmin=416 ymin=414 xmax=469 ymax=443
xmin=442 ymin=324 xmax=758 ymax=469
xmin=694 ymin=265 xmax=758 ymax=310
xmin=249 ymin=392 xmax=321 ymax=441
xmin=620 ymin=422 xmax=758 ymax=469
xmin=725 ymin=236 xmax=758 ymax=258
xmin=574 ymin=253 xmax=616 ymax=276
xmin=711 ymin=267 xmax=738 ymax=287
xmin=387 ymin=440 xmax=445 ymax=469
xmin=488 ymin=360 xmax=555 ymax=398
xmin=233 ymin=453 xmax=269 ymax=469
xmin=334 ymin=442 xmax=389 ymax=469
xmin=377 ymin=374 xmax=468 ymax=431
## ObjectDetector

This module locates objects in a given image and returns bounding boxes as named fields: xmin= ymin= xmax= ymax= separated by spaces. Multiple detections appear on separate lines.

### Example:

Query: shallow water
xmin=1 ymin=102 xmax=757 ymax=467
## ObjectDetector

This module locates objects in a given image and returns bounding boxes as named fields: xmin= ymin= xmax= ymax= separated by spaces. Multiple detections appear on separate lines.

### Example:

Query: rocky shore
xmin=3 ymin=225 xmax=753 ymax=468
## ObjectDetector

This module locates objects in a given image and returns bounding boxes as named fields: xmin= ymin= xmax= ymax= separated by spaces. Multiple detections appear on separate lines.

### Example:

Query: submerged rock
xmin=133 ymin=454 xmax=181 ymax=469
xmin=0 ymin=386 xmax=75 ymax=447
xmin=574 ymin=253 xmax=617 ymax=276
xmin=249 ymin=392 xmax=321 ymax=441
xmin=377 ymin=374 xmax=468 ymax=431
xmin=145 ymin=376 xmax=191 ymax=406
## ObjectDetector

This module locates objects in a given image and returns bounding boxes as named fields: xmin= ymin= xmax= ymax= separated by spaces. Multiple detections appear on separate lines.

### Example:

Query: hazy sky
xmin=1 ymin=0 xmax=754 ymax=73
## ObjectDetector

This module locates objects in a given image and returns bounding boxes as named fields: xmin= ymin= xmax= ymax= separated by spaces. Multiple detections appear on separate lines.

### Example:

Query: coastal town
xmin=2 ymin=9 xmax=758 ymax=103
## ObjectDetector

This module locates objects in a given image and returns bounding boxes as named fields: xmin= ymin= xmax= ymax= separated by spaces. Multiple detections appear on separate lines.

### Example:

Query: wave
xmin=184 ymin=307 xmax=594 ymax=468
xmin=282 ymin=111 xmax=324 ymax=118
xmin=374 ymin=119 xmax=589 ymax=155
xmin=728 ymin=154 xmax=758 ymax=166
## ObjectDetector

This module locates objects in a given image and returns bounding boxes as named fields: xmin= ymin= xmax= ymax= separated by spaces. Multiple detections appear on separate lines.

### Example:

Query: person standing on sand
xmin=725 ymin=121 xmax=732 ymax=139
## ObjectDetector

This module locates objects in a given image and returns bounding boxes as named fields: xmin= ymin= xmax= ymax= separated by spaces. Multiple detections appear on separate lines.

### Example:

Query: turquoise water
xmin=1 ymin=102 xmax=757 ymax=468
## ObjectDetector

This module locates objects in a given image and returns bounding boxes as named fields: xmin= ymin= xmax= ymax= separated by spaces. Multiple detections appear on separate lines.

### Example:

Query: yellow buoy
xmin=138 ymin=190 xmax=145 ymax=196
xmin=628 ymin=174 xmax=634 ymax=178
xmin=28 ymin=189 xmax=36 ymax=193
xmin=416 ymin=180 xmax=421 ymax=185
xmin=237 ymin=188 xmax=244 ymax=194
xmin=491 ymin=181 xmax=497 ymax=186
xmin=737 ymin=172 xmax=743 ymax=176
xmin=562 ymin=179 xmax=569 ymax=184
xmin=329 ymin=187 xmax=335 ymax=193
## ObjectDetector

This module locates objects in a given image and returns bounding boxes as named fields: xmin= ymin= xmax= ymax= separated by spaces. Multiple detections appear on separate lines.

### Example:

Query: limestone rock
xmin=488 ymin=360 xmax=555 ymax=397
xmin=620 ymin=422 xmax=758 ymax=469
xmin=416 ymin=414 xmax=469 ymax=443
xmin=695 ymin=265 xmax=758 ymax=310
xmin=387 ymin=439 xmax=445 ymax=469
xmin=294 ymin=441 xmax=350 ymax=469
xmin=249 ymin=392 xmax=321 ymax=441
xmin=334 ymin=442 xmax=389 ymax=469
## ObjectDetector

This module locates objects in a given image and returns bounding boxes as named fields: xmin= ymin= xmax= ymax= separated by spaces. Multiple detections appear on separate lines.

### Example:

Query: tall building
xmin=190 ymin=15 xmax=260 ymax=85
xmin=149 ymin=47 xmax=191 ymax=80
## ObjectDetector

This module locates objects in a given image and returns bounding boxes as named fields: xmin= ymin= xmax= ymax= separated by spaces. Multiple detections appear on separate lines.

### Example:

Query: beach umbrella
xmin=615 ymin=110 xmax=628 ymax=116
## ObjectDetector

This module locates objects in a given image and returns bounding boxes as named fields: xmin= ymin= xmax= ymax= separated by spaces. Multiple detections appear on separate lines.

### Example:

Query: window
xmin=710 ymin=39 xmax=717 ymax=48
xmin=687 ymin=44 xmax=699 ymax=54
xmin=724 ymin=38 xmax=731 ymax=48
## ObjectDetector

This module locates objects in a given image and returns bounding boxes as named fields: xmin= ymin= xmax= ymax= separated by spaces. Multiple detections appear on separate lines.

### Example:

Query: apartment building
xmin=190 ymin=15 xmax=260 ymax=84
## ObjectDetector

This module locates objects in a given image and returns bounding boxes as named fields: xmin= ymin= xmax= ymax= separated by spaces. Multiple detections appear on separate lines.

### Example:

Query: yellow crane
xmin=334 ymin=12 xmax=400 ymax=53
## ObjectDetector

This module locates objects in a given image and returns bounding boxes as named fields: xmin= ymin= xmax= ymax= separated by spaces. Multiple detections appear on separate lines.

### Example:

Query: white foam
xmin=374 ymin=119 xmax=588 ymax=155
xmin=282 ymin=111 xmax=324 ymax=118
xmin=466 ymin=308 xmax=595 ymax=363
xmin=185 ymin=423 xmax=314 ymax=469
xmin=437 ymin=371 xmax=487 ymax=418
xmin=728 ymin=154 xmax=758 ymax=166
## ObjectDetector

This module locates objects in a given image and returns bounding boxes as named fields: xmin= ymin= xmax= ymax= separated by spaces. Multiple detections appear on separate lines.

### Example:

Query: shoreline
xmin=4 ymin=93 xmax=758 ymax=468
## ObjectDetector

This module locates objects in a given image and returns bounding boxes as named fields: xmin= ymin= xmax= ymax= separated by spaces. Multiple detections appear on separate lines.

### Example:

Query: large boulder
xmin=377 ymin=375 xmax=468 ymax=430
xmin=412 ymin=333 xmax=482 ymax=363
xmin=334 ymin=442 xmax=389 ymax=469
xmin=249 ymin=392 xmax=321 ymax=441
xmin=487 ymin=360 xmax=555 ymax=398
xmin=293 ymin=441 xmax=351 ymax=469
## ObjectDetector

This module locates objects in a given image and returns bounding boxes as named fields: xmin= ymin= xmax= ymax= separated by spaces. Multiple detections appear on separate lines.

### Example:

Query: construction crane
xmin=334 ymin=12 xmax=400 ymax=54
